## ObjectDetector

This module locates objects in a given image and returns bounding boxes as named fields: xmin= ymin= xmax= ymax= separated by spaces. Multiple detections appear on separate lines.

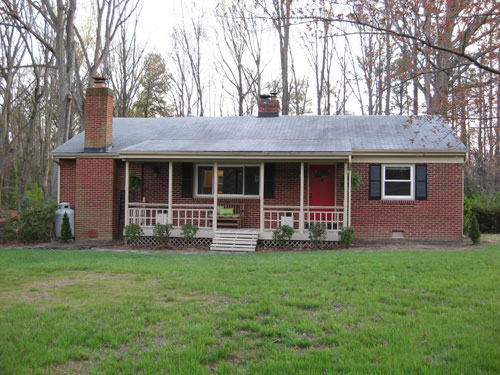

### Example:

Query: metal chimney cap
xmin=93 ymin=76 xmax=108 ymax=87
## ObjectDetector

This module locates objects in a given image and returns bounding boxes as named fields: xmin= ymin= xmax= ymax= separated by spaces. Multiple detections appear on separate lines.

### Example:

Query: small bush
xmin=125 ymin=223 xmax=143 ymax=245
xmin=272 ymin=225 xmax=294 ymax=247
xmin=339 ymin=227 xmax=355 ymax=247
xmin=153 ymin=223 xmax=173 ymax=247
xmin=469 ymin=215 xmax=481 ymax=244
xmin=24 ymin=183 xmax=45 ymax=205
xmin=181 ymin=224 xmax=199 ymax=245
xmin=308 ymin=223 xmax=327 ymax=247
xmin=60 ymin=213 xmax=72 ymax=242
xmin=16 ymin=200 xmax=57 ymax=243
xmin=0 ymin=217 xmax=18 ymax=242
xmin=468 ymin=191 xmax=500 ymax=233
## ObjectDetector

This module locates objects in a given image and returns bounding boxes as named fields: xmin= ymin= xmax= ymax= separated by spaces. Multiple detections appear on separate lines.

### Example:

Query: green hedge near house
xmin=468 ymin=191 xmax=500 ymax=233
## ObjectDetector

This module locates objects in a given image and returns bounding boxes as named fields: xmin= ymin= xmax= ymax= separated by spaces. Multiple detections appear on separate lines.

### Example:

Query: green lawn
xmin=1 ymin=246 xmax=499 ymax=375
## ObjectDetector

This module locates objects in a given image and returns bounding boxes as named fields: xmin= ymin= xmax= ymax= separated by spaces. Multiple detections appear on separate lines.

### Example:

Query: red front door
xmin=309 ymin=165 xmax=335 ymax=228
xmin=310 ymin=165 xmax=335 ymax=207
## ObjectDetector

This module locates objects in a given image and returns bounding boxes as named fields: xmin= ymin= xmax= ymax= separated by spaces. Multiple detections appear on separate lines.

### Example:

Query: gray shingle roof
xmin=52 ymin=115 xmax=466 ymax=155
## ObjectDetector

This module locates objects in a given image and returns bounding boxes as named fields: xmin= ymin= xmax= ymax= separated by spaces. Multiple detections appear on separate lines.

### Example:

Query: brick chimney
xmin=84 ymin=77 xmax=113 ymax=152
xmin=257 ymin=93 xmax=280 ymax=117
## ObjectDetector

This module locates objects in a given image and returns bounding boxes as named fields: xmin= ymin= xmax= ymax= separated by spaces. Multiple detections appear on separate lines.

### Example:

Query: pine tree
xmin=469 ymin=215 xmax=481 ymax=245
xmin=60 ymin=213 xmax=72 ymax=242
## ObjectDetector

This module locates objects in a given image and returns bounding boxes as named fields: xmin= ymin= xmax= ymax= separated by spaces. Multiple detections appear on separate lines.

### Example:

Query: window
xmin=382 ymin=165 xmax=414 ymax=199
xmin=196 ymin=165 xmax=260 ymax=196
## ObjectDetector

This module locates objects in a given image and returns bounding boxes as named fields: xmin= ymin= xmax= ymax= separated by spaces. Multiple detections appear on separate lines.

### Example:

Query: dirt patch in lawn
xmin=0 ymin=271 xmax=161 ymax=308
xmin=52 ymin=359 xmax=93 ymax=375
xmin=351 ymin=238 xmax=476 ymax=251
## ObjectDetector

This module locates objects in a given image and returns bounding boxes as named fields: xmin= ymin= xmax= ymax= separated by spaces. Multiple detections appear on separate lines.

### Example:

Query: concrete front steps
xmin=210 ymin=229 xmax=259 ymax=252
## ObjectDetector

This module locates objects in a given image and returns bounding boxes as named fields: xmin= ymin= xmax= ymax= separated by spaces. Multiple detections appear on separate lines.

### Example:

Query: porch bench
xmin=209 ymin=203 xmax=245 ymax=229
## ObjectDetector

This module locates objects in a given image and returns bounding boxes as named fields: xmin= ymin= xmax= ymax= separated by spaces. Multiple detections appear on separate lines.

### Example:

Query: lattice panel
xmin=170 ymin=237 xmax=212 ymax=248
xmin=127 ymin=236 xmax=212 ymax=248
xmin=257 ymin=240 xmax=341 ymax=250
xmin=127 ymin=237 xmax=339 ymax=250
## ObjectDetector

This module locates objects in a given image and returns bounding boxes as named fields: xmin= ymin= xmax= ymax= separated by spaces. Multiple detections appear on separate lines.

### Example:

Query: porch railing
xmin=128 ymin=203 xmax=344 ymax=232
xmin=263 ymin=206 xmax=300 ymax=230
xmin=172 ymin=204 xmax=213 ymax=228
xmin=128 ymin=203 xmax=168 ymax=227
xmin=128 ymin=203 xmax=213 ymax=229
xmin=263 ymin=205 xmax=344 ymax=231
xmin=304 ymin=206 xmax=344 ymax=231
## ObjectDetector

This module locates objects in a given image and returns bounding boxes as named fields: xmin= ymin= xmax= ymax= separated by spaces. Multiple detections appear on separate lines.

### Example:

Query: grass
xmin=0 ymin=245 xmax=499 ymax=374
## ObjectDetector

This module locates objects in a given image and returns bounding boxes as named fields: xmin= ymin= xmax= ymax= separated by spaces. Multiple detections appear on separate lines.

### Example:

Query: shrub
xmin=181 ymin=224 xmax=198 ymax=245
xmin=468 ymin=191 xmax=500 ymax=233
xmin=153 ymin=223 xmax=173 ymax=246
xmin=125 ymin=223 xmax=143 ymax=245
xmin=24 ymin=182 xmax=45 ymax=205
xmin=308 ymin=223 xmax=327 ymax=247
xmin=0 ymin=216 xmax=18 ymax=242
xmin=463 ymin=195 xmax=473 ymax=235
xmin=60 ymin=213 xmax=72 ymax=242
xmin=272 ymin=225 xmax=294 ymax=247
xmin=469 ymin=215 xmax=481 ymax=244
xmin=339 ymin=227 xmax=355 ymax=247
xmin=16 ymin=200 xmax=57 ymax=243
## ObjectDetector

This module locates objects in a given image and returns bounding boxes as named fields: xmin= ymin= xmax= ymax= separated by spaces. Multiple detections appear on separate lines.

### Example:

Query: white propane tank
xmin=55 ymin=202 xmax=75 ymax=238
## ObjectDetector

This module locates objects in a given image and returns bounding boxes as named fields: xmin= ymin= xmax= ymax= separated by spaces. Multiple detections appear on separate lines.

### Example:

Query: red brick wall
xmin=84 ymin=87 xmax=113 ymax=150
xmin=59 ymin=158 xmax=462 ymax=241
xmin=74 ymin=158 xmax=116 ymax=240
xmin=59 ymin=160 xmax=76 ymax=210
xmin=351 ymin=163 xmax=463 ymax=240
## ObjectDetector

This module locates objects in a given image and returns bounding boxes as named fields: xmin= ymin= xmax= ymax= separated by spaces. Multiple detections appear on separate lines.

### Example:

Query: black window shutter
xmin=264 ymin=163 xmax=275 ymax=199
xmin=415 ymin=164 xmax=427 ymax=200
xmin=181 ymin=163 xmax=193 ymax=198
xmin=369 ymin=164 xmax=381 ymax=200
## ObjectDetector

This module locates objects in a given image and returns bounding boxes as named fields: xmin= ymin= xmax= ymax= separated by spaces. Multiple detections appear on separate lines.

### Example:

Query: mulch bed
xmin=0 ymin=236 xmax=480 ymax=253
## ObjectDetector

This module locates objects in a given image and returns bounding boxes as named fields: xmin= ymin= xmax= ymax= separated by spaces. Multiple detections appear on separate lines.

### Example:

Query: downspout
xmin=348 ymin=154 xmax=352 ymax=227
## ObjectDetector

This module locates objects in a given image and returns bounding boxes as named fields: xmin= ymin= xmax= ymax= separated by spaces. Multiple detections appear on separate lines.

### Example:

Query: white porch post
xmin=260 ymin=162 xmax=265 ymax=232
xmin=168 ymin=161 xmax=173 ymax=225
xmin=213 ymin=162 xmax=218 ymax=231
xmin=299 ymin=162 xmax=304 ymax=233
xmin=343 ymin=162 xmax=348 ymax=228
xmin=125 ymin=161 xmax=130 ymax=227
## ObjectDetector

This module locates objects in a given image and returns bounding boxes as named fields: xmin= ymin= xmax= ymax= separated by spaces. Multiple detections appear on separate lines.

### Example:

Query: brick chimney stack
xmin=84 ymin=77 xmax=113 ymax=152
xmin=257 ymin=93 xmax=280 ymax=117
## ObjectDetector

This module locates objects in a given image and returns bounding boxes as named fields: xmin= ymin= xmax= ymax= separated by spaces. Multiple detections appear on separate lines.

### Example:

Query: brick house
xmin=52 ymin=78 xmax=466 ymax=250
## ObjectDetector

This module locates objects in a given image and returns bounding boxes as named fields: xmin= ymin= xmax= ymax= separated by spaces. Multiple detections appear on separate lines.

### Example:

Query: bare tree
xmin=256 ymin=0 xmax=293 ymax=115
xmin=172 ymin=11 xmax=205 ymax=116
xmin=73 ymin=0 xmax=140 ymax=125
xmin=214 ymin=1 xmax=259 ymax=116
xmin=109 ymin=13 xmax=145 ymax=117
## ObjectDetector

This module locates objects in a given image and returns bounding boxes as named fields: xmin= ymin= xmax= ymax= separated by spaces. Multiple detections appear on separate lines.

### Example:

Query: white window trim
xmin=194 ymin=164 xmax=260 ymax=198
xmin=382 ymin=164 xmax=415 ymax=200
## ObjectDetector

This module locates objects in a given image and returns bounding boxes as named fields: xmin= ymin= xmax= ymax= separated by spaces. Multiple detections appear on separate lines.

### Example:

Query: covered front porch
xmin=122 ymin=158 xmax=353 ymax=243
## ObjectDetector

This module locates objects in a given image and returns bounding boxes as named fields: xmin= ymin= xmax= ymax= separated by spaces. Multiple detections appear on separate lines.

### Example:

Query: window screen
xmin=383 ymin=166 xmax=412 ymax=198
